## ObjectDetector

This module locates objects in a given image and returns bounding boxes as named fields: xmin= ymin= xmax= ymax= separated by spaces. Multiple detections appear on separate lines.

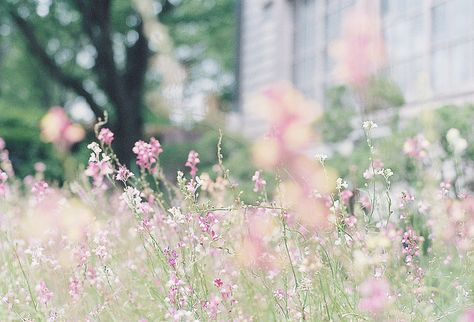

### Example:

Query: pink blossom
xmin=98 ymin=128 xmax=114 ymax=145
xmin=116 ymin=165 xmax=134 ymax=183
xmin=32 ymin=180 xmax=50 ymax=201
xmin=133 ymin=138 xmax=163 ymax=170
xmin=252 ymin=170 xmax=266 ymax=193
xmin=459 ymin=308 xmax=474 ymax=322
xmin=341 ymin=189 xmax=353 ymax=204
xmin=69 ymin=277 xmax=82 ymax=301
xmin=36 ymin=281 xmax=53 ymax=306
xmin=213 ymin=278 xmax=223 ymax=288
xmin=403 ymin=135 xmax=429 ymax=160
xmin=0 ymin=171 xmax=8 ymax=197
xmin=185 ymin=150 xmax=200 ymax=177
xmin=330 ymin=7 xmax=385 ymax=87
xmin=40 ymin=107 xmax=85 ymax=150
xmin=358 ymin=278 xmax=391 ymax=314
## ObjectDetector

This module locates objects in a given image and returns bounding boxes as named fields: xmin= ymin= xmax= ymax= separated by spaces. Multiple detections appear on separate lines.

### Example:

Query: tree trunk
xmin=114 ymin=99 xmax=143 ymax=168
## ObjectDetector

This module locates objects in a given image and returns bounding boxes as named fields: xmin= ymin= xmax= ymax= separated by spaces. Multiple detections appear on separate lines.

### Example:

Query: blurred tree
xmin=1 ymin=0 xmax=236 ymax=166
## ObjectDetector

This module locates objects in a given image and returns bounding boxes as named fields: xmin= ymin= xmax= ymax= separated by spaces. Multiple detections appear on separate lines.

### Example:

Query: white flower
xmin=446 ymin=128 xmax=467 ymax=154
xmin=336 ymin=178 xmax=348 ymax=190
xmin=363 ymin=120 xmax=378 ymax=131
xmin=315 ymin=153 xmax=328 ymax=164
xmin=384 ymin=168 xmax=393 ymax=178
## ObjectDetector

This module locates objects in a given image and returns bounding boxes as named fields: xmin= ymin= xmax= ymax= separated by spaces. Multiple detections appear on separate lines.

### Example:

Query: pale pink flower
xmin=252 ymin=170 xmax=266 ymax=193
xmin=341 ymin=189 xmax=353 ymax=204
xmin=69 ymin=277 xmax=82 ymax=301
xmin=32 ymin=180 xmax=50 ymax=201
xmin=185 ymin=150 xmax=200 ymax=177
xmin=403 ymin=135 xmax=429 ymax=160
xmin=358 ymin=277 xmax=391 ymax=314
xmin=0 ymin=171 xmax=8 ymax=197
xmin=330 ymin=7 xmax=385 ymax=87
xmin=116 ymin=165 xmax=134 ymax=183
xmin=459 ymin=308 xmax=474 ymax=322
xmin=40 ymin=107 xmax=85 ymax=150
xmin=98 ymin=128 xmax=114 ymax=145
xmin=36 ymin=281 xmax=53 ymax=306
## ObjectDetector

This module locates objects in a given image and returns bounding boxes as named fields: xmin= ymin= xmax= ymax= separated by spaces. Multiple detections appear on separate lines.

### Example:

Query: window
xmin=293 ymin=0 xmax=316 ymax=97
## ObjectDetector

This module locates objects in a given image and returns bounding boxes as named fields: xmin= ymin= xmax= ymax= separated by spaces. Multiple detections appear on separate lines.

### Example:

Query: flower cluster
xmin=132 ymin=137 xmax=163 ymax=171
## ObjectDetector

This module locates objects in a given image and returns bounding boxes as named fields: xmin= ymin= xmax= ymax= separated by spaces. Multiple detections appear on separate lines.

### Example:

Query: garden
xmin=1 ymin=1 xmax=474 ymax=321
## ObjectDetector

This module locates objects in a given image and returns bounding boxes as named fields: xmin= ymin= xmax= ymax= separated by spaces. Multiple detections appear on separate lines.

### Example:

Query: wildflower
xmin=402 ymin=228 xmax=423 ymax=266
xmin=115 ymin=165 xmax=134 ymax=183
xmin=403 ymin=135 xmax=429 ymax=160
xmin=213 ymin=278 xmax=223 ymax=288
xmin=0 ymin=171 xmax=8 ymax=197
xmin=85 ymin=153 xmax=114 ymax=189
xmin=36 ymin=281 xmax=53 ymax=306
xmin=362 ymin=121 xmax=378 ymax=131
xmin=34 ymin=162 xmax=46 ymax=173
xmin=315 ymin=153 xmax=328 ymax=165
xmin=446 ymin=128 xmax=467 ymax=155
xmin=358 ymin=278 xmax=392 ymax=314
xmin=341 ymin=189 xmax=353 ymax=204
xmin=185 ymin=150 xmax=200 ymax=177
xmin=336 ymin=178 xmax=348 ymax=190
xmin=69 ymin=277 xmax=82 ymax=301
xmin=459 ymin=308 xmax=474 ymax=322
xmin=40 ymin=106 xmax=85 ymax=151
xmin=98 ymin=128 xmax=114 ymax=146
xmin=164 ymin=247 xmax=178 ymax=269
xmin=132 ymin=138 xmax=163 ymax=170
xmin=252 ymin=170 xmax=266 ymax=193
xmin=32 ymin=180 xmax=50 ymax=201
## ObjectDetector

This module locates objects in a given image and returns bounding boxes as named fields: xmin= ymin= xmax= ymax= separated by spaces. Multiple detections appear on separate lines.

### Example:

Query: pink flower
xmin=403 ymin=135 xmax=429 ymax=160
xmin=36 ymin=281 xmax=53 ymax=306
xmin=252 ymin=170 xmax=266 ymax=193
xmin=358 ymin=278 xmax=391 ymax=314
xmin=132 ymin=138 xmax=163 ymax=170
xmin=341 ymin=189 xmax=353 ymax=204
xmin=116 ymin=165 xmax=134 ymax=183
xmin=69 ymin=277 xmax=82 ymax=301
xmin=40 ymin=107 xmax=85 ymax=150
xmin=98 ymin=128 xmax=114 ymax=145
xmin=330 ymin=7 xmax=385 ymax=87
xmin=185 ymin=150 xmax=200 ymax=177
xmin=459 ymin=308 xmax=474 ymax=322
xmin=0 ymin=171 xmax=7 ymax=196
xmin=32 ymin=180 xmax=50 ymax=201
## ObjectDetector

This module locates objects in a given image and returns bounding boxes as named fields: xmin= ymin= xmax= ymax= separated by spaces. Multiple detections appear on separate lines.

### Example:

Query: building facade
xmin=236 ymin=0 xmax=474 ymax=134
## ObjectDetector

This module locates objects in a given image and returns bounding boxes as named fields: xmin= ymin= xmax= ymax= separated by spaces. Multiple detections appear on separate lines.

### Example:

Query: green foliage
xmin=319 ymin=86 xmax=355 ymax=143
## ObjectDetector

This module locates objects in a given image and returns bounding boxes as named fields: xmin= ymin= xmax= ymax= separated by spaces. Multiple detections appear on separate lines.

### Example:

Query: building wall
xmin=236 ymin=0 xmax=474 ymax=136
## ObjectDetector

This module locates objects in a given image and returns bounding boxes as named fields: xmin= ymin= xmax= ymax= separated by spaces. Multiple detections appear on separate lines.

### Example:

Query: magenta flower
xmin=98 ymin=128 xmax=114 ymax=145
xmin=213 ymin=278 xmax=223 ymax=288
xmin=185 ymin=150 xmax=200 ymax=177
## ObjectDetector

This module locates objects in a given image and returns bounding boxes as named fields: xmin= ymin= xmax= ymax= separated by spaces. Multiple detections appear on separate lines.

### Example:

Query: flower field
xmin=1 ymin=89 xmax=474 ymax=322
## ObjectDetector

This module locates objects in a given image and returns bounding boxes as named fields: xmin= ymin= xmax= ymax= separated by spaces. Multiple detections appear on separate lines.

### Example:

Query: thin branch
xmin=8 ymin=9 xmax=103 ymax=118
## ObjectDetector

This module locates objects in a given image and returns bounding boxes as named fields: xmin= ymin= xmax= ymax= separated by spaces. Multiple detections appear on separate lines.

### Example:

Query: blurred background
xmin=0 ymin=0 xmax=473 ymax=186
